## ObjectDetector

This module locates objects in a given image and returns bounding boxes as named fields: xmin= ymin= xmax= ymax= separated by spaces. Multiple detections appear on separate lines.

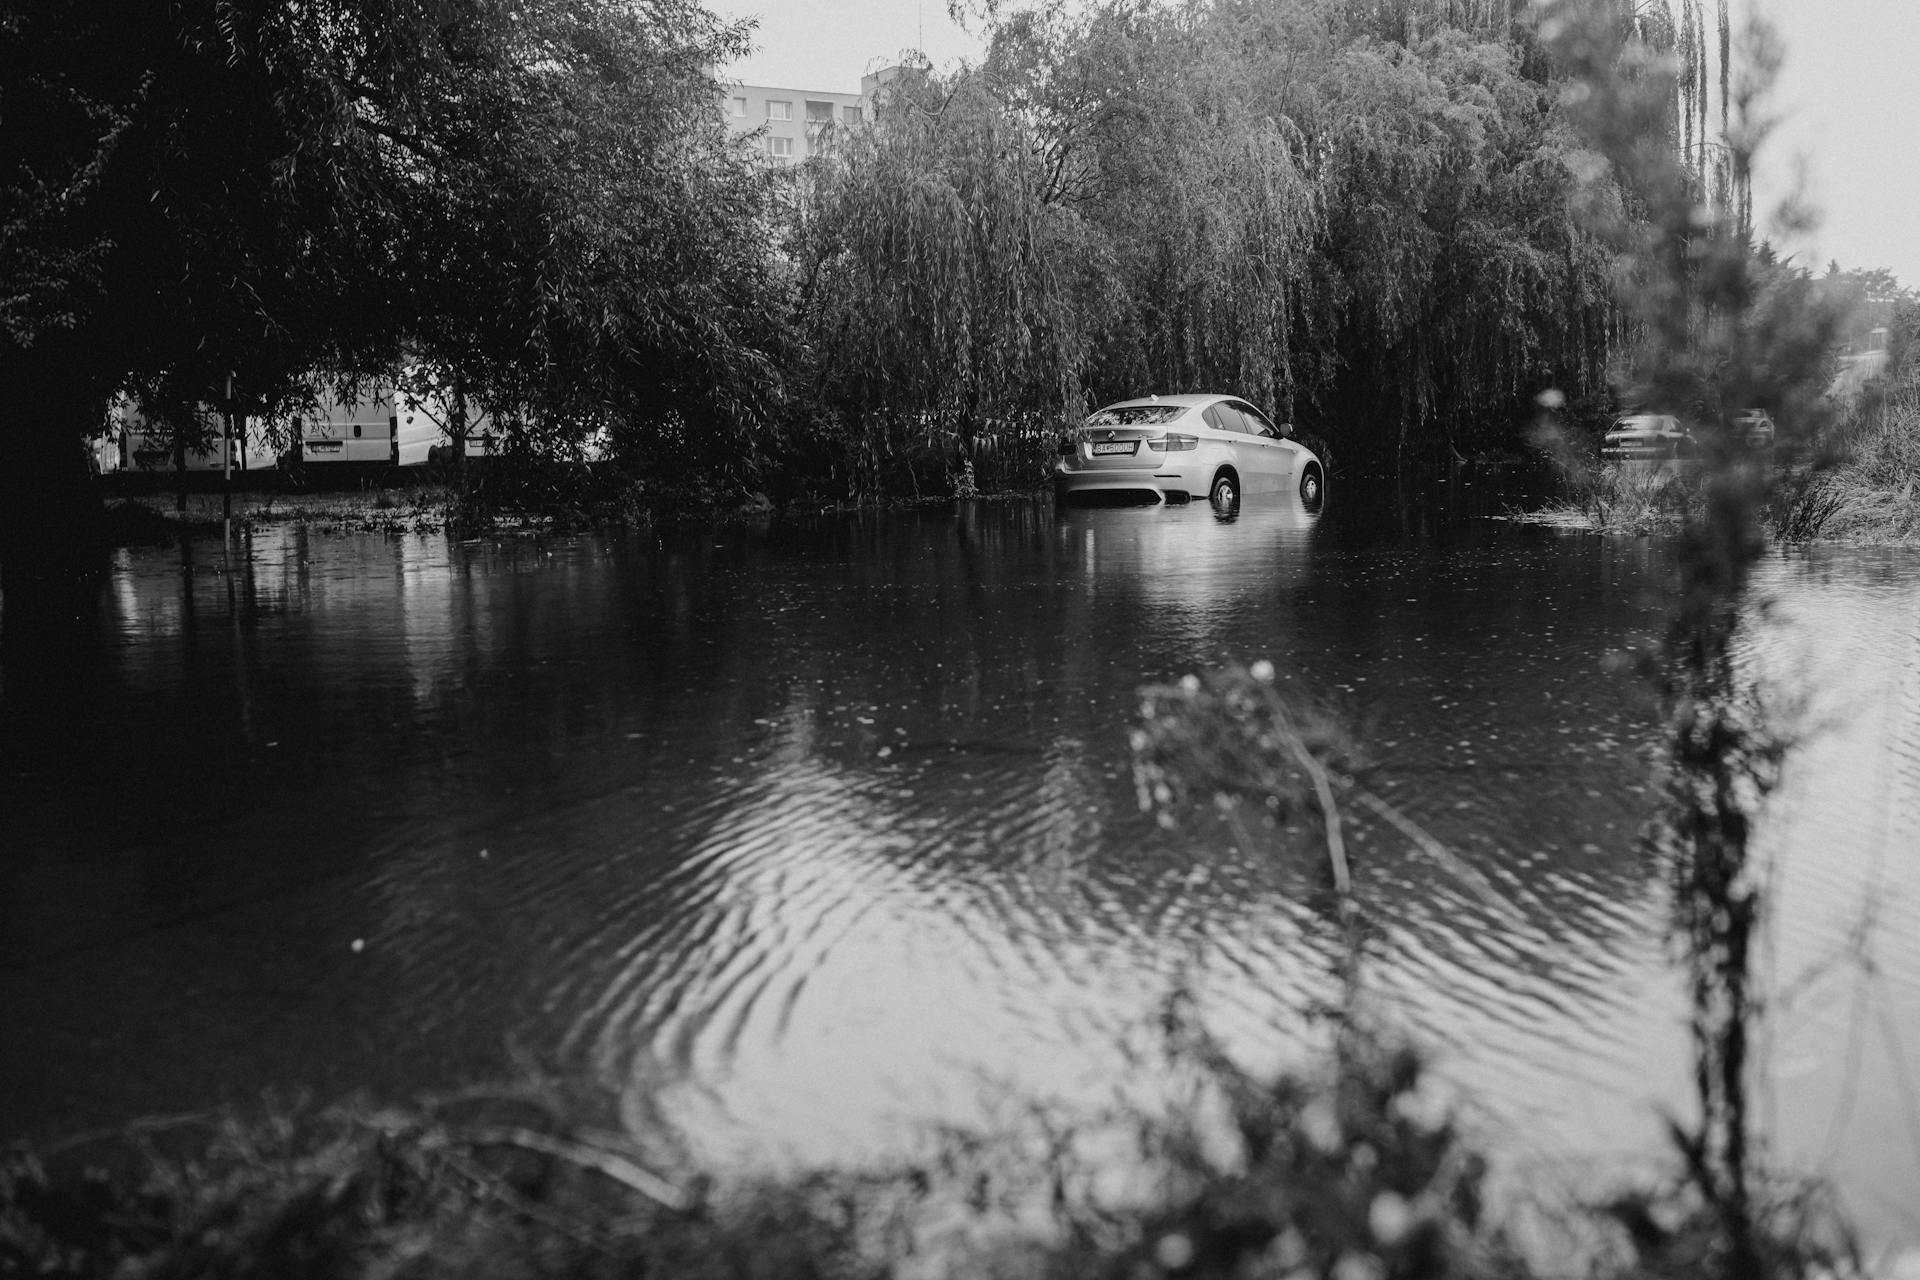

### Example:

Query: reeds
xmin=1799 ymin=385 xmax=1920 ymax=542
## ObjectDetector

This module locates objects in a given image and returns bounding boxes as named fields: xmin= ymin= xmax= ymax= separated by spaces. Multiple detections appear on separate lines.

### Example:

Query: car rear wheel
xmin=1299 ymin=465 xmax=1323 ymax=509
xmin=1209 ymin=472 xmax=1237 ymax=510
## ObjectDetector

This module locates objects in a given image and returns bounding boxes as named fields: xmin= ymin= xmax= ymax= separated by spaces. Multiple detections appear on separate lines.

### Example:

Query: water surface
xmin=2 ymin=498 xmax=1914 ymax=1245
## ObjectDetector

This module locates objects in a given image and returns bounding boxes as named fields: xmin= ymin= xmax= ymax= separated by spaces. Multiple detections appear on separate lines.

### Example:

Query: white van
xmin=393 ymin=384 xmax=495 ymax=465
xmin=111 ymin=397 xmax=252 ymax=472
xmin=298 ymin=387 xmax=398 ymax=463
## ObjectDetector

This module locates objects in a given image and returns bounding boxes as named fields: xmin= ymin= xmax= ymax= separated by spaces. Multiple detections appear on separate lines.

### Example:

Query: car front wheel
xmin=1299 ymin=466 xmax=1323 ymax=509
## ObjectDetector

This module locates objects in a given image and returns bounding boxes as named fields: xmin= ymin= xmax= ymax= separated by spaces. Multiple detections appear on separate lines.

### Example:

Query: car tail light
xmin=1148 ymin=433 xmax=1197 ymax=452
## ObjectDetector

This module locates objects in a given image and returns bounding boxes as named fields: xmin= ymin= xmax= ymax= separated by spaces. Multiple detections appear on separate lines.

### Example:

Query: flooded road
xmin=3 ymin=498 xmax=1916 ymax=1246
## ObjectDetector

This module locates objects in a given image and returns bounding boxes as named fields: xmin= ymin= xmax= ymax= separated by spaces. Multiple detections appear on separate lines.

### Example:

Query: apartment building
xmin=721 ymin=83 xmax=865 ymax=164
xmin=720 ymin=65 xmax=921 ymax=164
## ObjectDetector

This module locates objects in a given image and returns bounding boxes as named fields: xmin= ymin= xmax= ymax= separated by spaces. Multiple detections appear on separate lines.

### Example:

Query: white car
xmin=1053 ymin=394 xmax=1325 ymax=509
xmin=1735 ymin=409 xmax=1776 ymax=449
xmin=1601 ymin=412 xmax=1695 ymax=460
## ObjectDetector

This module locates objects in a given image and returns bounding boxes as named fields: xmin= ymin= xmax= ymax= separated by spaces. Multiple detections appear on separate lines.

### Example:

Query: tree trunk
xmin=451 ymin=381 xmax=469 ymax=486
xmin=0 ymin=357 xmax=112 ymax=660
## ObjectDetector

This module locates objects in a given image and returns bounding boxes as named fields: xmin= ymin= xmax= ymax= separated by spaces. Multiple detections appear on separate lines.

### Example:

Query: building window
xmin=729 ymin=96 xmax=747 ymax=117
xmin=766 ymin=100 xmax=791 ymax=121
xmin=842 ymin=104 xmax=863 ymax=125
xmin=805 ymin=100 xmax=834 ymax=123
xmin=766 ymin=136 xmax=794 ymax=158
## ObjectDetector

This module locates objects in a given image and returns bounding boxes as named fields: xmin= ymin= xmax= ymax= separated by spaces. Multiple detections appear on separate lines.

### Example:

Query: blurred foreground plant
xmin=1542 ymin=3 xmax=1864 ymax=1275
xmin=0 ymin=1040 xmax=1520 ymax=1280
xmin=1132 ymin=662 xmax=1509 ymax=932
xmin=1115 ymin=664 xmax=1535 ymax=1275
xmin=1005 ymin=1005 xmax=1518 ymax=1280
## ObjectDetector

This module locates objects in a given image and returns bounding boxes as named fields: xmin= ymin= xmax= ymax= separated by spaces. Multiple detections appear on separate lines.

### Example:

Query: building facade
xmin=721 ymin=83 xmax=866 ymax=164
xmin=719 ymin=65 xmax=921 ymax=164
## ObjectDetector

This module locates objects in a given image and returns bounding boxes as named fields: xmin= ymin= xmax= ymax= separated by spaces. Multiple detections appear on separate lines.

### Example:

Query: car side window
xmin=1207 ymin=403 xmax=1249 ymax=433
xmin=1234 ymin=402 xmax=1281 ymax=439
xmin=1202 ymin=404 xmax=1234 ymax=433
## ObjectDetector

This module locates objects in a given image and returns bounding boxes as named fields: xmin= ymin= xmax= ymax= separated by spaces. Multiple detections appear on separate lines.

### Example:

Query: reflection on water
xmin=1738 ymin=553 xmax=1920 ymax=1238
xmin=1 ymin=499 xmax=1915 ymax=1246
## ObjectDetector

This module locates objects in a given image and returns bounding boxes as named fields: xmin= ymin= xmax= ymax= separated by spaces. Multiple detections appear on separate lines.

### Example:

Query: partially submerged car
xmin=1735 ymin=409 xmax=1776 ymax=449
xmin=1601 ymin=413 xmax=1695 ymax=461
xmin=1054 ymin=394 xmax=1324 ymax=509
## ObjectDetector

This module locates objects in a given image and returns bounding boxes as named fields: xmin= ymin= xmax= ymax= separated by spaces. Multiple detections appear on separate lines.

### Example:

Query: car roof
xmin=1096 ymin=393 xmax=1239 ymax=411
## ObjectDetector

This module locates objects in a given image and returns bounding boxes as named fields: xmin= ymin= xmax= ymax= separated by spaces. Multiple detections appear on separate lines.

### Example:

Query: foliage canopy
xmin=783 ymin=0 xmax=1629 ymax=493
xmin=0 ymin=0 xmax=783 ymax=567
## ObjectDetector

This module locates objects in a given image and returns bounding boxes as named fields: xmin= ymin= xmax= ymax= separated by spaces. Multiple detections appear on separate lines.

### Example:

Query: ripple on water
xmin=6 ymin=514 xmax=1918 ymax=1248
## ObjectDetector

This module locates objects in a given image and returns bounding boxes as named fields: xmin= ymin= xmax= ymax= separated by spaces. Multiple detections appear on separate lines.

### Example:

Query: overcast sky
xmin=710 ymin=0 xmax=980 ymax=90
xmin=712 ymin=0 xmax=1920 ymax=289
xmin=1750 ymin=0 xmax=1919 ymax=287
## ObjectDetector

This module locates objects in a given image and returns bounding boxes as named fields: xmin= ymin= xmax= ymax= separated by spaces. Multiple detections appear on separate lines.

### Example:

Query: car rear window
xmin=1087 ymin=405 xmax=1185 ymax=427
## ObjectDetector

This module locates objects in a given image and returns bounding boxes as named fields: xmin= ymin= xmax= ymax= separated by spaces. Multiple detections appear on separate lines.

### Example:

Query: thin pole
xmin=223 ymin=372 xmax=234 ymax=536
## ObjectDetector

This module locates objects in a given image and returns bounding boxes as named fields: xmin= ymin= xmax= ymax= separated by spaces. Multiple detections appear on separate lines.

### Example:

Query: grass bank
xmin=98 ymin=479 xmax=1051 ymax=548
xmin=104 ymin=488 xmax=457 ymax=543
xmin=1807 ymin=386 xmax=1920 ymax=542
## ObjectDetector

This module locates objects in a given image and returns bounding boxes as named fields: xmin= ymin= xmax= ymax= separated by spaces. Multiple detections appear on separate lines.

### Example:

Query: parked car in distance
xmin=1054 ymin=393 xmax=1324 ymax=510
xmin=1735 ymin=409 xmax=1776 ymax=449
xmin=1601 ymin=412 xmax=1695 ymax=461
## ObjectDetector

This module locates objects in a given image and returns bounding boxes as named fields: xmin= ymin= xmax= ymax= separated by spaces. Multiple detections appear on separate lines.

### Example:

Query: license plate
xmin=1092 ymin=441 xmax=1136 ymax=456
xmin=306 ymin=440 xmax=343 ymax=454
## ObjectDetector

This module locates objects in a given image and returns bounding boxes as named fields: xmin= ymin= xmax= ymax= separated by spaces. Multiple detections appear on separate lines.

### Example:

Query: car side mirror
xmin=1278 ymin=421 xmax=1295 ymax=438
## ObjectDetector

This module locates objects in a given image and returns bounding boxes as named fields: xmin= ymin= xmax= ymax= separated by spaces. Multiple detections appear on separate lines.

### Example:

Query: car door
xmin=1228 ymin=401 xmax=1294 ymax=492
xmin=1200 ymin=401 xmax=1247 ymax=463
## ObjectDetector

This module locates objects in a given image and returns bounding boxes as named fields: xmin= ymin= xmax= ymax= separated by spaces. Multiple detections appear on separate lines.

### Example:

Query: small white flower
xmin=1250 ymin=659 xmax=1275 ymax=683
xmin=1881 ymin=1247 xmax=1920 ymax=1280
xmin=1332 ymin=1253 xmax=1385 ymax=1280
xmin=1368 ymin=1191 xmax=1412 ymax=1245
xmin=1298 ymin=1098 xmax=1342 ymax=1153
xmin=1154 ymin=1234 xmax=1195 ymax=1270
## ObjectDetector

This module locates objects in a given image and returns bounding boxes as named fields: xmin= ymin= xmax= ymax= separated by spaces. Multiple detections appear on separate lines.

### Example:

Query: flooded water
xmin=2 ymin=497 xmax=1916 ymax=1247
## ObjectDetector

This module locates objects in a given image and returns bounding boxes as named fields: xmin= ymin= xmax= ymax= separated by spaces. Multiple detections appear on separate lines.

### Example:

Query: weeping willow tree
xmin=1295 ymin=25 xmax=1620 ymax=466
xmin=1578 ymin=0 xmax=1759 ymax=411
xmin=775 ymin=0 xmax=1766 ymax=495
xmin=1345 ymin=0 xmax=1534 ymax=44
xmin=1672 ymin=0 xmax=1742 ymax=222
xmin=1024 ymin=1 xmax=1327 ymax=414
xmin=785 ymin=0 xmax=1629 ymax=490
xmin=787 ymin=69 xmax=1100 ymax=498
